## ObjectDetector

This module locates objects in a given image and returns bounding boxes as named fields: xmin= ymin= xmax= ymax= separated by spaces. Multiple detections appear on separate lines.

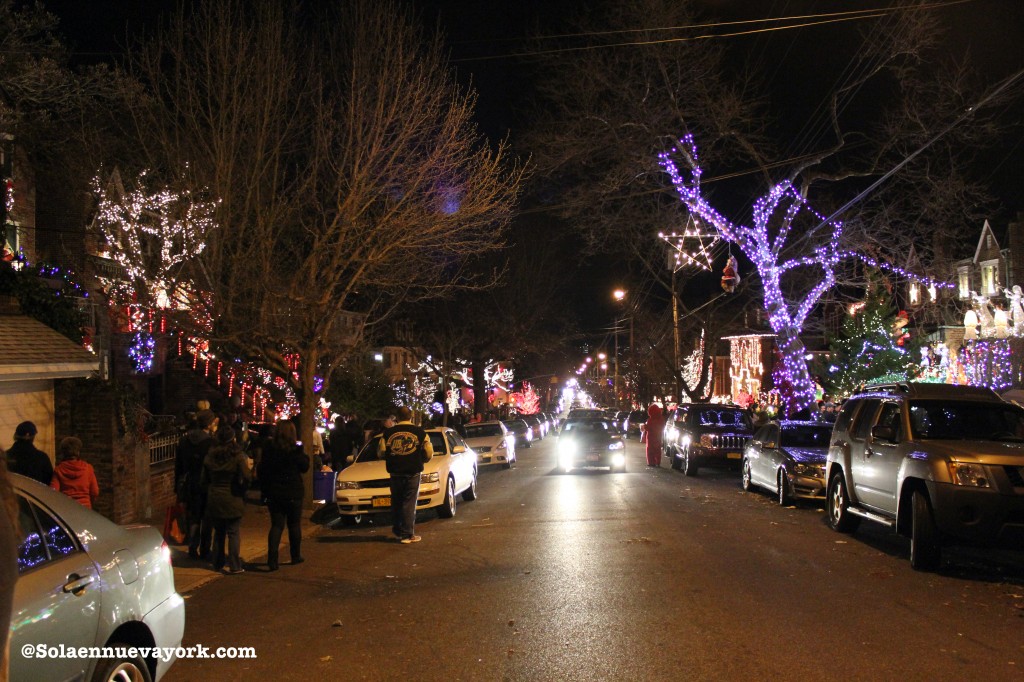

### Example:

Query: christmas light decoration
xmin=660 ymin=136 xmax=954 ymax=414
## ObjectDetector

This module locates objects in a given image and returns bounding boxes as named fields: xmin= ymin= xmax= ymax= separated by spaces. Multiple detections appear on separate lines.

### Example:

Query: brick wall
xmin=54 ymin=378 xmax=152 ymax=524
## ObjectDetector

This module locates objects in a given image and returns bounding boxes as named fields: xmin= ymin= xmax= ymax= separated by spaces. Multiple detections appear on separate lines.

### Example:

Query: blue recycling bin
xmin=313 ymin=471 xmax=338 ymax=503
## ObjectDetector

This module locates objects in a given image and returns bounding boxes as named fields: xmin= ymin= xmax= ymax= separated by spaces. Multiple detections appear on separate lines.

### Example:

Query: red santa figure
xmin=721 ymin=255 xmax=740 ymax=293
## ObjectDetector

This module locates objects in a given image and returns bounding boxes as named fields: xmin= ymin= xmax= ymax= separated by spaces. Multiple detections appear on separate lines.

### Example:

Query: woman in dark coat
xmin=258 ymin=421 xmax=309 ymax=571
xmin=201 ymin=427 xmax=251 ymax=574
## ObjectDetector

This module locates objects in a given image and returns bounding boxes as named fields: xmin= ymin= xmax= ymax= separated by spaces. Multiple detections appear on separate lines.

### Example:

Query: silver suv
xmin=826 ymin=383 xmax=1024 ymax=571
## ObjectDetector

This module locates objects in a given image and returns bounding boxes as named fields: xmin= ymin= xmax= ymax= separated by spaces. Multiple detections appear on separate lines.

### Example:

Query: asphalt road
xmin=165 ymin=435 xmax=1024 ymax=682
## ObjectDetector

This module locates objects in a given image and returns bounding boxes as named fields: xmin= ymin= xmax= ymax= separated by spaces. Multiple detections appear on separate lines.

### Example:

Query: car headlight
xmin=337 ymin=480 xmax=361 ymax=490
xmin=793 ymin=463 xmax=824 ymax=478
xmin=559 ymin=440 xmax=577 ymax=456
xmin=608 ymin=440 xmax=624 ymax=450
xmin=422 ymin=472 xmax=440 ymax=484
xmin=611 ymin=453 xmax=625 ymax=467
xmin=497 ymin=440 xmax=507 ymax=450
xmin=948 ymin=462 xmax=990 ymax=488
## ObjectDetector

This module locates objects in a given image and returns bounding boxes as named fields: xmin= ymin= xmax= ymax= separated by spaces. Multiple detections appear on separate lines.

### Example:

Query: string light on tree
xmin=659 ymin=135 xmax=953 ymax=415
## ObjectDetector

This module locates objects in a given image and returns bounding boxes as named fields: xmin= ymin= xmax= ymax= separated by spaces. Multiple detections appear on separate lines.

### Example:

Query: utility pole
xmin=613 ymin=322 xmax=619 ymax=408
xmin=672 ymin=267 xmax=681 ymax=402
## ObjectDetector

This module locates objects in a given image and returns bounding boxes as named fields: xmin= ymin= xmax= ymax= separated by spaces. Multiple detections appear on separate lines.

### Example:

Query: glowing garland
xmin=659 ymin=135 xmax=953 ymax=414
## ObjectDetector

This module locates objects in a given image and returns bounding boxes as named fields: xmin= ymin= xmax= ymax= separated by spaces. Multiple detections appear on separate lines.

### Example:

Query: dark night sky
xmin=44 ymin=0 xmax=1024 ymax=346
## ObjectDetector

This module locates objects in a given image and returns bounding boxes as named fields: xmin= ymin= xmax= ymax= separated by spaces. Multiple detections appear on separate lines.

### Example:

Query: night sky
xmin=42 ymin=0 xmax=1024 ymax=343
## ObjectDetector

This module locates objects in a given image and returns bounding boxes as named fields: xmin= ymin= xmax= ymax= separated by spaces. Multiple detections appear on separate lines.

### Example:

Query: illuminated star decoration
xmin=659 ymin=134 xmax=953 ymax=415
xmin=658 ymin=214 xmax=719 ymax=272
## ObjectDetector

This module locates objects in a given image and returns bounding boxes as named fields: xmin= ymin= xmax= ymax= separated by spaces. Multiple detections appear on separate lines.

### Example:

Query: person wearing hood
xmin=644 ymin=403 xmax=665 ymax=468
xmin=201 ymin=426 xmax=251 ymax=574
xmin=50 ymin=437 xmax=99 ymax=509
xmin=6 ymin=421 xmax=53 ymax=486
xmin=175 ymin=410 xmax=218 ymax=559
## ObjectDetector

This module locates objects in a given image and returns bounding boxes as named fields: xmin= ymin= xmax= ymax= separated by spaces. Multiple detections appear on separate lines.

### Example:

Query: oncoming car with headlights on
xmin=335 ymin=427 xmax=478 ymax=523
xmin=556 ymin=418 xmax=626 ymax=473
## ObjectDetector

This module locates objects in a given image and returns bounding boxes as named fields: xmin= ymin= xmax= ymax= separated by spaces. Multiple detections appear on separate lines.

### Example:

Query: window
xmin=981 ymin=262 xmax=998 ymax=295
xmin=958 ymin=268 xmax=971 ymax=299
xmin=875 ymin=402 xmax=902 ymax=440
xmin=908 ymin=282 xmax=920 ymax=305
xmin=850 ymin=400 xmax=881 ymax=440
xmin=16 ymin=496 xmax=78 ymax=573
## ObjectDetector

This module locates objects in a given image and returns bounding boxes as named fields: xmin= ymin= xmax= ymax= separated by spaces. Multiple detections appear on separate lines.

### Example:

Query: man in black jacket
xmin=175 ymin=410 xmax=218 ymax=559
xmin=378 ymin=406 xmax=433 ymax=544
xmin=6 ymin=422 xmax=52 ymax=486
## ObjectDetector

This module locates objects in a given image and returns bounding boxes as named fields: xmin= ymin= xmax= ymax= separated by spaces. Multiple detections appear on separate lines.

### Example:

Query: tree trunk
xmin=472 ymin=359 xmax=488 ymax=418
xmin=297 ymin=354 xmax=320 ymax=510
xmin=774 ymin=327 xmax=815 ymax=416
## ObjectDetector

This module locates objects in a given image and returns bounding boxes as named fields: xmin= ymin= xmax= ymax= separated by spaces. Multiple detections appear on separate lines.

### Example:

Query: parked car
xmin=825 ymin=382 xmax=1024 ymax=571
xmin=335 ymin=427 xmax=478 ymax=523
xmin=664 ymin=403 xmax=754 ymax=476
xmin=623 ymin=409 xmax=648 ymax=439
xmin=502 ymin=418 xmax=534 ymax=447
xmin=521 ymin=414 xmax=547 ymax=439
xmin=742 ymin=420 xmax=833 ymax=505
xmin=556 ymin=418 xmax=626 ymax=473
xmin=10 ymin=474 xmax=185 ymax=682
xmin=463 ymin=420 xmax=516 ymax=469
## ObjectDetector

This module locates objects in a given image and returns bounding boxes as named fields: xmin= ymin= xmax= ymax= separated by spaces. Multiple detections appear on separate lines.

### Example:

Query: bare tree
xmin=108 ymin=1 xmax=524 ymax=488
xmin=523 ymin=0 xmax=767 ymax=398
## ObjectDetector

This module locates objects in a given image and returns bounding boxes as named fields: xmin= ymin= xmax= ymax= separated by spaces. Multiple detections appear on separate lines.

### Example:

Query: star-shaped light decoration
xmin=658 ymin=215 xmax=719 ymax=272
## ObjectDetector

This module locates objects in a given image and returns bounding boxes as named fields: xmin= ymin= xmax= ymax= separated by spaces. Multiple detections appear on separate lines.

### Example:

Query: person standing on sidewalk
xmin=6 ymin=421 xmax=52 ymax=486
xmin=258 ymin=421 xmax=309 ymax=571
xmin=378 ymin=406 xmax=433 ymax=544
xmin=49 ymin=437 xmax=99 ymax=509
xmin=175 ymin=410 xmax=218 ymax=559
xmin=201 ymin=426 xmax=251 ymax=574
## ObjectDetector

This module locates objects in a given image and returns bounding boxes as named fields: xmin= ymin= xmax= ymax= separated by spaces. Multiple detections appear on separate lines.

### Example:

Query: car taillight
xmin=161 ymin=541 xmax=173 ymax=567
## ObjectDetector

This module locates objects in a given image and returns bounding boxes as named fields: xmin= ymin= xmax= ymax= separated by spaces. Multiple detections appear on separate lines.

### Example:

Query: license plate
xmin=727 ymin=452 xmax=742 ymax=460
xmin=372 ymin=497 xmax=391 ymax=508
xmin=587 ymin=454 xmax=600 ymax=462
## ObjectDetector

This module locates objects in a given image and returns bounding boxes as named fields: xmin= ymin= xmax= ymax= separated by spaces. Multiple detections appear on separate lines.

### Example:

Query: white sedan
xmin=10 ymin=474 xmax=185 ymax=682
xmin=462 ymin=421 xmax=516 ymax=468
xmin=335 ymin=427 xmax=478 ymax=523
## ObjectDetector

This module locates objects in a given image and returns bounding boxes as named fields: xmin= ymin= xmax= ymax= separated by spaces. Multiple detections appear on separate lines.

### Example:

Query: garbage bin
xmin=313 ymin=471 xmax=338 ymax=503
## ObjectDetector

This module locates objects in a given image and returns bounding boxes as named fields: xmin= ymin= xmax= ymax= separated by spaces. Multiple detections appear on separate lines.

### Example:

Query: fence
xmin=148 ymin=433 xmax=179 ymax=467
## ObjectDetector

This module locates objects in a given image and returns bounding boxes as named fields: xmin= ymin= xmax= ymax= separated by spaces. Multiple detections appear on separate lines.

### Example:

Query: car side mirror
xmin=871 ymin=425 xmax=897 ymax=443
xmin=346 ymin=455 xmax=355 ymax=464
xmin=764 ymin=441 xmax=776 ymax=449
xmin=452 ymin=445 xmax=466 ymax=454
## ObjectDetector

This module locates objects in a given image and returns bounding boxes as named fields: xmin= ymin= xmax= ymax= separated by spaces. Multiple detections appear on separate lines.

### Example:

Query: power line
xmin=451 ymin=0 xmax=975 ymax=64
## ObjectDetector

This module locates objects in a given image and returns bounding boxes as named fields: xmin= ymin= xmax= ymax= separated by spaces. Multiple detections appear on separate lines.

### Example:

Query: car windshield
xmin=354 ymin=432 xmax=447 ymax=462
xmin=909 ymin=400 xmax=1024 ymax=441
xmin=564 ymin=420 xmax=609 ymax=433
xmin=465 ymin=424 xmax=502 ymax=438
xmin=780 ymin=425 xmax=833 ymax=447
xmin=694 ymin=409 xmax=750 ymax=428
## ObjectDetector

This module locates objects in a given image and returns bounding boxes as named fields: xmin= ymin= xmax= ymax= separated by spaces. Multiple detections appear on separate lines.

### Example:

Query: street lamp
xmin=612 ymin=289 xmax=629 ymax=408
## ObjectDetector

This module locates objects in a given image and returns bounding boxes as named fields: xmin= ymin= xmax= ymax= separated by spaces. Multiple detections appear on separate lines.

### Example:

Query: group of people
xmin=5 ymin=421 xmax=99 ymax=509
xmin=174 ymin=409 xmax=310 ymax=573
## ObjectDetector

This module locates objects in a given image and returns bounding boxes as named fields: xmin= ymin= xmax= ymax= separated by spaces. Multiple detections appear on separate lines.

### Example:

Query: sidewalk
xmin=160 ymin=493 xmax=324 ymax=595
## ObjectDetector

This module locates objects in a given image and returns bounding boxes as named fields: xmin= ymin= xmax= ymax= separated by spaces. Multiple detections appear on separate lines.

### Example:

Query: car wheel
xmin=501 ymin=456 xmax=512 ymax=470
xmin=741 ymin=459 xmax=753 ymax=491
xmin=91 ymin=643 xmax=153 ymax=682
xmin=910 ymin=490 xmax=941 ymax=571
xmin=682 ymin=450 xmax=698 ymax=477
xmin=777 ymin=469 xmax=792 ymax=506
xmin=437 ymin=477 xmax=457 ymax=518
xmin=827 ymin=470 xmax=860 ymax=533
xmin=462 ymin=468 xmax=478 ymax=501
xmin=340 ymin=514 xmax=363 ymax=527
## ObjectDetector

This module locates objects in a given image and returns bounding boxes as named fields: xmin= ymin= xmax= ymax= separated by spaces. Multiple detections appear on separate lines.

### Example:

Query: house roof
xmin=0 ymin=313 xmax=99 ymax=381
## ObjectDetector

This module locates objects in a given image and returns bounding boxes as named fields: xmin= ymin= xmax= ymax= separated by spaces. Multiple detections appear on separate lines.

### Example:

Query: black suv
xmin=826 ymin=382 xmax=1024 ymax=570
xmin=664 ymin=404 xmax=753 ymax=476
